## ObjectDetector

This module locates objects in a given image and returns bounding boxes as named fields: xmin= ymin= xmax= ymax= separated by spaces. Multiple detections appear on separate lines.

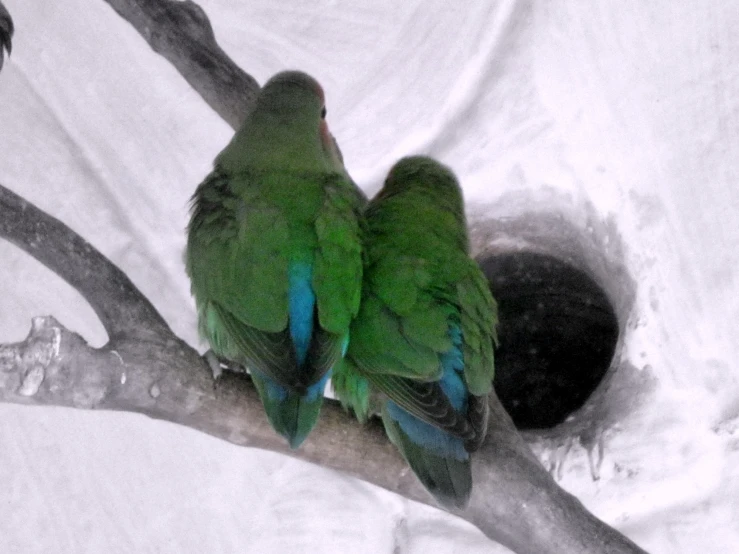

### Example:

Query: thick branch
xmin=102 ymin=0 xmax=259 ymax=129
xmin=0 ymin=317 xmax=646 ymax=554
xmin=468 ymin=395 xmax=646 ymax=553
xmin=0 ymin=186 xmax=645 ymax=552
xmin=0 ymin=184 xmax=171 ymax=341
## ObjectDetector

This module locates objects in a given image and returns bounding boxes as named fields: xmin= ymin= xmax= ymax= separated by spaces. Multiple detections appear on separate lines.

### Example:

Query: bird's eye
xmin=321 ymin=107 xmax=327 ymax=119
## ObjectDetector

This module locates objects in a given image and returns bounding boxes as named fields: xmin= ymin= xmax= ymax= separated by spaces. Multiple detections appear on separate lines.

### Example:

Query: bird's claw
xmin=203 ymin=350 xmax=248 ymax=381
xmin=204 ymin=350 xmax=224 ymax=380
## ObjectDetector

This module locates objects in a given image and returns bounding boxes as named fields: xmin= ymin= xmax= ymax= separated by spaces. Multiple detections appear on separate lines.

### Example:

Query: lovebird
xmin=186 ymin=71 xmax=364 ymax=448
xmin=333 ymin=156 xmax=498 ymax=509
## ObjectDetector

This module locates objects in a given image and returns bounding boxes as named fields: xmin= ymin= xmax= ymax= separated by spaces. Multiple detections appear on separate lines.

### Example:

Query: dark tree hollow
xmin=479 ymin=251 xmax=619 ymax=429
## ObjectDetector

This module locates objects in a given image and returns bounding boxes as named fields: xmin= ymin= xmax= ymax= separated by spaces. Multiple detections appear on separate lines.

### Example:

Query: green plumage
xmin=333 ymin=156 xmax=498 ymax=508
xmin=186 ymin=71 xmax=364 ymax=447
xmin=332 ymin=357 xmax=371 ymax=423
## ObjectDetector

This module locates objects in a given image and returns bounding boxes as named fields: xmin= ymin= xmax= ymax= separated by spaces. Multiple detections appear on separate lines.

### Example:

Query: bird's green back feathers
xmin=185 ymin=70 xmax=364 ymax=444
xmin=346 ymin=156 xmax=497 ymax=394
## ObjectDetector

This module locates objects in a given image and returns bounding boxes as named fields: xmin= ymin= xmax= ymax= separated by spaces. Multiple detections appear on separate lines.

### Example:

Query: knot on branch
xmin=24 ymin=315 xmax=62 ymax=360
xmin=0 ymin=316 xmax=59 ymax=394
xmin=16 ymin=317 xmax=63 ymax=395
xmin=0 ymin=316 xmax=111 ymax=408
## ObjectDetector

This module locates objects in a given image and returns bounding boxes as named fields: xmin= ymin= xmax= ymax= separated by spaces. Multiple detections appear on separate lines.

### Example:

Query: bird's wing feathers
xmin=456 ymin=260 xmax=498 ymax=395
xmin=313 ymin=182 xmax=364 ymax=334
xmin=187 ymin=170 xmax=290 ymax=334
xmin=210 ymin=302 xmax=298 ymax=385
xmin=367 ymin=373 xmax=473 ymax=439
xmin=210 ymin=301 xmax=343 ymax=390
xmin=464 ymin=392 xmax=490 ymax=452
xmin=350 ymin=251 xmax=496 ymax=441
xmin=188 ymin=170 xmax=361 ymax=389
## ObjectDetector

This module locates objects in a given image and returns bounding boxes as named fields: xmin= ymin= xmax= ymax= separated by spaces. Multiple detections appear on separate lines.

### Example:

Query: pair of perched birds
xmin=185 ymin=71 xmax=498 ymax=510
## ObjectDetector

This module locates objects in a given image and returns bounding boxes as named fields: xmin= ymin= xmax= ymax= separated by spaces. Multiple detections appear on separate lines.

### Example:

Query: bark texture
xmin=102 ymin=0 xmax=258 ymax=129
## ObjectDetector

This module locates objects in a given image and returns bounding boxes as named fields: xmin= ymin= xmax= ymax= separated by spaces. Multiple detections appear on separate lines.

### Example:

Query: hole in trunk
xmin=478 ymin=251 xmax=619 ymax=430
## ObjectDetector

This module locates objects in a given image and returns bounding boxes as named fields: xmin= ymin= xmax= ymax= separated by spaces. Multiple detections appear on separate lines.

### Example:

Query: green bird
xmin=333 ymin=156 xmax=498 ymax=509
xmin=186 ymin=71 xmax=364 ymax=448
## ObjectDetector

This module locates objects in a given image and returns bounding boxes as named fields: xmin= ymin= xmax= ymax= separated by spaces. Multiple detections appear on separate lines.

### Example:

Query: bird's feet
xmin=203 ymin=350 xmax=248 ymax=381
xmin=203 ymin=350 xmax=225 ymax=380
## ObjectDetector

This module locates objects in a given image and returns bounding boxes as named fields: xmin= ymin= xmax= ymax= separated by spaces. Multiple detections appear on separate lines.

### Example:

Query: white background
xmin=1 ymin=1 xmax=738 ymax=552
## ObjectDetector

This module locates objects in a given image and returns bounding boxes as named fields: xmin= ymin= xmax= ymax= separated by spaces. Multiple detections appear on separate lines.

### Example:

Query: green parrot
xmin=333 ymin=156 xmax=498 ymax=509
xmin=186 ymin=70 xmax=364 ymax=448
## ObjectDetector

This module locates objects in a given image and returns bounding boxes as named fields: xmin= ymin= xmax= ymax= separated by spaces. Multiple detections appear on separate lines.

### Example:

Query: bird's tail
xmin=252 ymin=371 xmax=330 ymax=449
xmin=382 ymin=401 xmax=471 ymax=509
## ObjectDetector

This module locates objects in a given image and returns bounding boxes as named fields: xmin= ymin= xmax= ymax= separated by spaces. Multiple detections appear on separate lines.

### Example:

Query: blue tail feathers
xmin=288 ymin=261 xmax=316 ymax=366
xmin=382 ymin=323 xmax=473 ymax=508
xmin=251 ymin=369 xmax=331 ymax=449
xmin=386 ymin=400 xmax=468 ymax=460
xmin=253 ymin=261 xmax=342 ymax=448
xmin=304 ymin=370 xmax=332 ymax=402
xmin=438 ymin=324 xmax=466 ymax=412
xmin=387 ymin=323 xmax=469 ymax=458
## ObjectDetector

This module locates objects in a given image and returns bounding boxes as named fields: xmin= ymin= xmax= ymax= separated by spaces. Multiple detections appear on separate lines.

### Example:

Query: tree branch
xmin=102 ymin=0 xmax=259 ymax=129
xmin=0 ymin=182 xmax=647 ymax=553
xmin=0 ymin=185 xmax=170 ymax=342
